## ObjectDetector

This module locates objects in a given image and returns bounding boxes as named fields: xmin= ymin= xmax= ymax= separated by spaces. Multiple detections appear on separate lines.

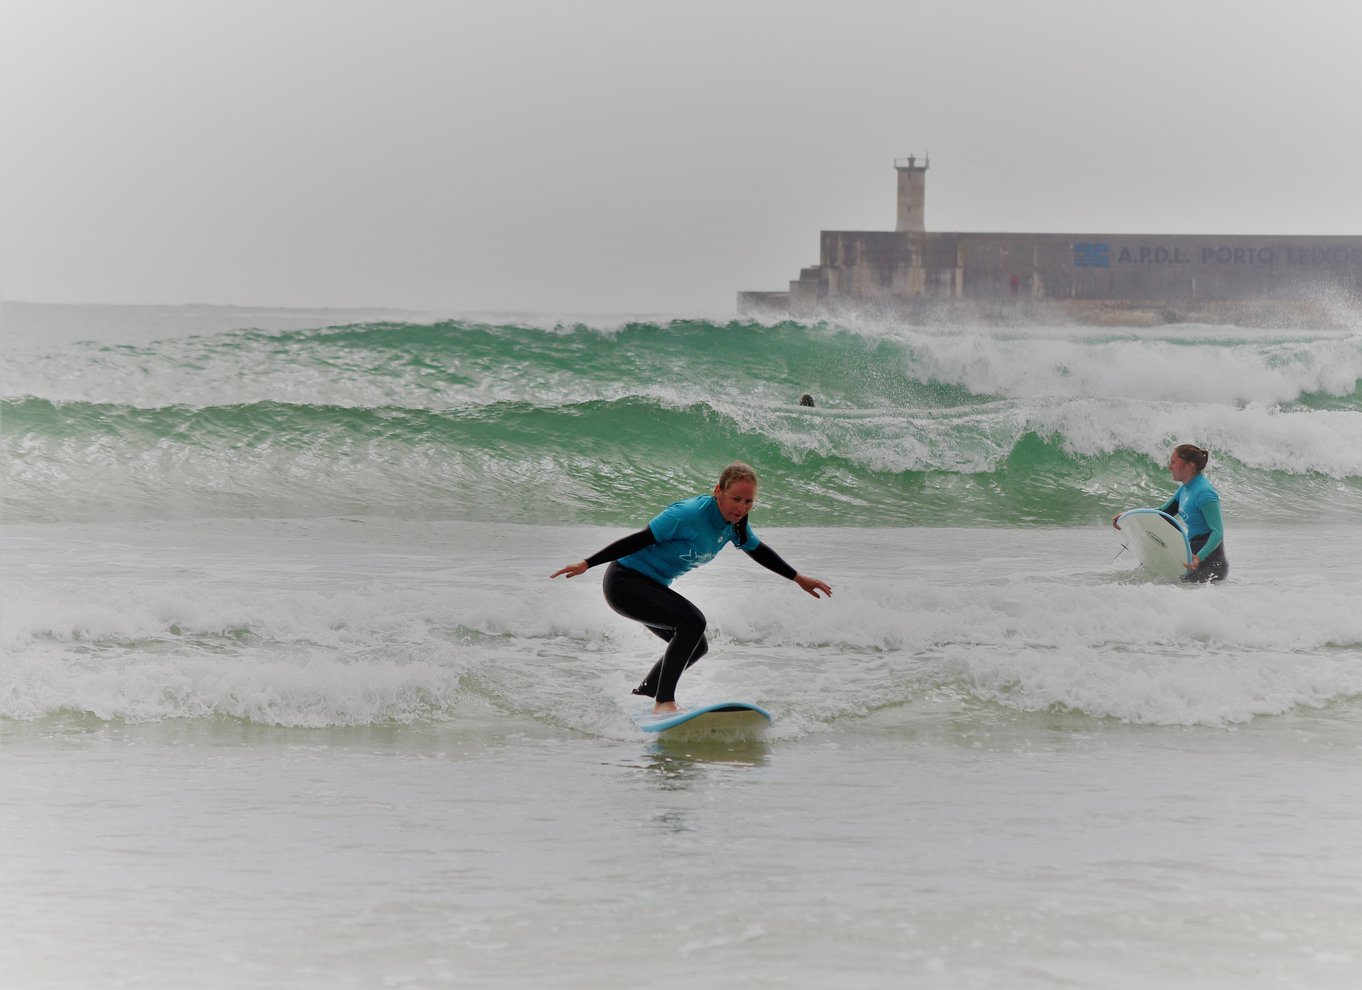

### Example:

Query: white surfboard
xmin=1115 ymin=508 xmax=1193 ymax=581
xmin=633 ymin=701 xmax=772 ymax=741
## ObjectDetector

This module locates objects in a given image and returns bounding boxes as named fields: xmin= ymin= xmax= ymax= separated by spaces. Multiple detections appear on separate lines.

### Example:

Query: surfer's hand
xmin=1111 ymin=514 xmax=1122 ymax=530
xmin=551 ymin=560 xmax=588 ymax=579
xmin=1184 ymin=555 xmax=1200 ymax=570
xmin=795 ymin=574 xmax=832 ymax=599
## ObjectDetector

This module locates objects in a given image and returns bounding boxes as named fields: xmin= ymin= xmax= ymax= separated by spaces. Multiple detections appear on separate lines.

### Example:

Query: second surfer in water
xmin=1113 ymin=443 xmax=1228 ymax=583
xmin=549 ymin=462 xmax=832 ymax=714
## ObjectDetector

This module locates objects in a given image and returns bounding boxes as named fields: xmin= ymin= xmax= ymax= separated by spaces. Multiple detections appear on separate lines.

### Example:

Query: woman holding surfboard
xmin=550 ymin=462 xmax=832 ymax=714
xmin=1113 ymin=443 xmax=1228 ymax=583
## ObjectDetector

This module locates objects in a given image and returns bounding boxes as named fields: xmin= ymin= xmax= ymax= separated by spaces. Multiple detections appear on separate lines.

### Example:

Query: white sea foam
xmin=897 ymin=325 xmax=1362 ymax=406
xmin=1031 ymin=397 xmax=1362 ymax=477
xmin=5 ymin=521 xmax=1360 ymax=732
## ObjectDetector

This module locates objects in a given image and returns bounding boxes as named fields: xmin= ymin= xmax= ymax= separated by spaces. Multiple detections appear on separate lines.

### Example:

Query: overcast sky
xmin=2 ymin=0 xmax=1359 ymax=315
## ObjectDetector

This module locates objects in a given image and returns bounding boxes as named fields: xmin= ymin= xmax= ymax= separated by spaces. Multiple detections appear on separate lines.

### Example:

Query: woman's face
xmin=714 ymin=478 xmax=758 ymax=523
xmin=1168 ymin=452 xmax=1196 ymax=484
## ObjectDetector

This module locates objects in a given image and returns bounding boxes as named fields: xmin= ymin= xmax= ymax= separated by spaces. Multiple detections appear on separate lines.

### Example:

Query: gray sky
xmin=2 ymin=0 xmax=1359 ymax=315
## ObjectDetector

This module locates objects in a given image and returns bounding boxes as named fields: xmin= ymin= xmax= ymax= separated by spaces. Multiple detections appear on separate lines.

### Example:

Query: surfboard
xmin=1115 ymin=508 xmax=1193 ymax=580
xmin=633 ymin=701 xmax=772 ymax=740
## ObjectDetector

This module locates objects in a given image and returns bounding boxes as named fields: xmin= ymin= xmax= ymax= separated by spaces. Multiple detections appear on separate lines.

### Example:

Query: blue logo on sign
xmin=1074 ymin=243 xmax=1111 ymax=268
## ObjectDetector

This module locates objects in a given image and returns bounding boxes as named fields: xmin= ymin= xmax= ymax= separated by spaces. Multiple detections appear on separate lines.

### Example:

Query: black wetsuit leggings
xmin=602 ymin=562 xmax=708 ymax=704
xmin=1184 ymin=534 xmax=1229 ymax=583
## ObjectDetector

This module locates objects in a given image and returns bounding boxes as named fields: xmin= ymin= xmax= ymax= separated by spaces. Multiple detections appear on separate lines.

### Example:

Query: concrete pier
xmin=739 ymin=159 xmax=1362 ymax=326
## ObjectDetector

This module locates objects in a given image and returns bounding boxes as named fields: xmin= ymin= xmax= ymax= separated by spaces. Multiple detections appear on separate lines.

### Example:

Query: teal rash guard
xmin=1161 ymin=473 xmax=1225 ymax=558
xmin=616 ymin=494 xmax=762 ymax=586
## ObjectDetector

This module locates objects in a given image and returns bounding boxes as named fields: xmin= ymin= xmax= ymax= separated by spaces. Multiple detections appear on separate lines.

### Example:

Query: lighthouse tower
xmin=894 ymin=154 xmax=929 ymax=233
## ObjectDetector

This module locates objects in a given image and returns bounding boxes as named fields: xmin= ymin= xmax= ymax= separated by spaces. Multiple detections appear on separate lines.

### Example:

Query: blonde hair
xmin=717 ymin=461 xmax=758 ymax=490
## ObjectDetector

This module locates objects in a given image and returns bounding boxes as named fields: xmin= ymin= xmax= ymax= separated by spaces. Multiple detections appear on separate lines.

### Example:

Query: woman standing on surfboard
xmin=1113 ymin=443 xmax=1228 ymax=583
xmin=550 ymin=462 xmax=832 ymax=714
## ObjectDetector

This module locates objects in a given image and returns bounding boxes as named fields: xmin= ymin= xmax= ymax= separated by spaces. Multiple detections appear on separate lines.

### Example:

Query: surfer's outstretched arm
xmin=744 ymin=543 xmax=832 ymax=599
xmin=550 ymin=528 xmax=657 ymax=579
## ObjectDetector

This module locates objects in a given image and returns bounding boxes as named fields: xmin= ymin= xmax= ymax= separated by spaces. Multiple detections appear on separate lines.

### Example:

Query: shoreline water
xmin=5 ymin=690 xmax=1360 ymax=990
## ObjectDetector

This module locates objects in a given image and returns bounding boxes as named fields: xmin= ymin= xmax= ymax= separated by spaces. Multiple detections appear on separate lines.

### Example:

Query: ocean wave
xmin=7 ymin=316 xmax=1359 ymax=411
xmin=3 ymin=316 xmax=1359 ymax=526
xmin=3 ymin=389 xmax=1360 ymax=526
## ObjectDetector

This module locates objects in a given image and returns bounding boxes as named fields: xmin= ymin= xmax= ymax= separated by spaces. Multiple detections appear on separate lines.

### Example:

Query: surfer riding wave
xmin=550 ymin=462 xmax=832 ymax=714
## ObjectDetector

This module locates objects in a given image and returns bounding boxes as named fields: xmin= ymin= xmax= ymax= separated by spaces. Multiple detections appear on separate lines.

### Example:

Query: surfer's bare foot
xmin=653 ymin=701 xmax=683 ymax=715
